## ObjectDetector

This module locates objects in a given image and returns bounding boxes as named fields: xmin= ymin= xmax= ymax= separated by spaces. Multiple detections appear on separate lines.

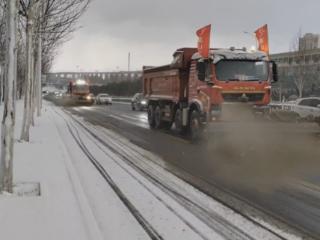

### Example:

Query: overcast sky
xmin=52 ymin=0 xmax=320 ymax=72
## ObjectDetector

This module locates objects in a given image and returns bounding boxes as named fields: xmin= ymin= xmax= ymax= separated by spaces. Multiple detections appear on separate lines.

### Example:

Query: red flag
xmin=196 ymin=24 xmax=211 ymax=58
xmin=255 ymin=24 xmax=269 ymax=54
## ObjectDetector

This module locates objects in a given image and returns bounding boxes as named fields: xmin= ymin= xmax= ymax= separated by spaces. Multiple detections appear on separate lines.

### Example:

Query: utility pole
xmin=0 ymin=0 xmax=18 ymax=193
xmin=128 ymin=52 xmax=131 ymax=72
xmin=127 ymin=52 xmax=131 ymax=81
xmin=243 ymin=31 xmax=258 ymax=50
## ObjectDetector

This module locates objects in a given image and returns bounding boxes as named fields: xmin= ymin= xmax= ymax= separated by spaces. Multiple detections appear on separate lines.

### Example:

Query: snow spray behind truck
xmin=143 ymin=24 xmax=278 ymax=140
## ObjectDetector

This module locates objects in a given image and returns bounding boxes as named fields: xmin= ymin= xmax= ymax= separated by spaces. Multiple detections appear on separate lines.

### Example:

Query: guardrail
xmin=268 ymin=101 xmax=320 ymax=123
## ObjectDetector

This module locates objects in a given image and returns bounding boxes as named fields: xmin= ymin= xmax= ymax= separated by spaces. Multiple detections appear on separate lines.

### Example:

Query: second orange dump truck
xmin=66 ymin=79 xmax=94 ymax=105
xmin=143 ymin=47 xmax=278 ymax=139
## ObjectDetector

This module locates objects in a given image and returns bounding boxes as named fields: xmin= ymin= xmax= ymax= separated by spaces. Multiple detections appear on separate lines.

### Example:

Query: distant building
xmin=270 ymin=34 xmax=320 ymax=98
xmin=299 ymin=33 xmax=320 ymax=51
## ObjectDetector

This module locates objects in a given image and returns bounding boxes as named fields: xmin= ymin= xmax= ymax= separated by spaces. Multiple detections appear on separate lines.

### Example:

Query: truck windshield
xmin=215 ymin=60 xmax=268 ymax=81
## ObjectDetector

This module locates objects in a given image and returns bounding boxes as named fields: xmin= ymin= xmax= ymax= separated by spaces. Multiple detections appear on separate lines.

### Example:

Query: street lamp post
xmin=243 ymin=31 xmax=258 ymax=51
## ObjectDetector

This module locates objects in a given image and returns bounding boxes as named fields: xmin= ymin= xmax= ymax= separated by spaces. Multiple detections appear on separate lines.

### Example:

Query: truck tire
xmin=174 ymin=109 xmax=184 ymax=133
xmin=148 ymin=105 xmax=156 ymax=128
xmin=154 ymin=106 xmax=163 ymax=129
xmin=189 ymin=110 xmax=203 ymax=141
xmin=132 ymin=103 xmax=136 ymax=111
xmin=163 ymin=121 xmax=173 ymax=130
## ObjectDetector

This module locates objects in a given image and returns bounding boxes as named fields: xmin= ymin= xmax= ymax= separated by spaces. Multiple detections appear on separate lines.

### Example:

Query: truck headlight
xmin=86 ymin=95 xmax=92 ymax=100
xmin=141 ymin=100 xmax=147 ymax=105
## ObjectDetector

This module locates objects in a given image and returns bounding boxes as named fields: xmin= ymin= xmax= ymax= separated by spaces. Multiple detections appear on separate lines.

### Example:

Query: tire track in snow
xmin=55 ymin=109 xmax=164 ymax=240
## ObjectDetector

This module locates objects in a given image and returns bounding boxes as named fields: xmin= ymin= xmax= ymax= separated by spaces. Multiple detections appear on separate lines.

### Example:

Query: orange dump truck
xmin=143 ymin=47 xmax=278 ymax=139
xmin=66 ymin=79 xmax=94 ymax=105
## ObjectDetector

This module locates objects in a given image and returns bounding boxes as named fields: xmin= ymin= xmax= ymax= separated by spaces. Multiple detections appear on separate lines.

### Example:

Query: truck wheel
xmin=174 ymin=109 xmax=183 ymax=133
xmin=189 ymin=110 xmax=202 ymax=141
xmin=154 ymin=106 xmax=163 ymax=129
xmin=163 ymin=121 xmax=173 ymax=130
xmin=132 ymin=103 xmax=136 ymax=111
xmin=147 ymin=105 xmax=155 ymax=128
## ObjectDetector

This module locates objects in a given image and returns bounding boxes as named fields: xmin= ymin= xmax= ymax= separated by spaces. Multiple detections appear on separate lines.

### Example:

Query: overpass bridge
xmin=45 ymin=71 xmax=142 ymax=87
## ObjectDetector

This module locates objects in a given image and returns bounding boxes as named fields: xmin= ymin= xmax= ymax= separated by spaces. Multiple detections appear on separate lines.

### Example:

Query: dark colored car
xmin=131 ymin=93 xmax=148 ymax=111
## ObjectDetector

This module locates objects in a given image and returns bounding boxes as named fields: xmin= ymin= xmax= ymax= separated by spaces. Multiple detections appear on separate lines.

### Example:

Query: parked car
xmin=291 ymin=97 xmax=320 ymax=121
xmin=131 ymin=93 xmax=148 ymax=111
xmin=96 ymin=93 xmax=112 ymax=105
xmin=42 ymin=90 xmax=49 ymax=97
xmin=271 ymin=97 xmax=320 ymax=123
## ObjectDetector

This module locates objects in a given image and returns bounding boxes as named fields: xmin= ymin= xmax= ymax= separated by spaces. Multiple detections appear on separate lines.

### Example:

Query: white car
xmin=96 ymin=93 xmax=112 ymax=105
xmin=291 ymin=97 xmax=320 ymax=121
xmin=54 ymin=91 xmax=63 ymax=98
xmin=273 ymin=97 xmax=320 ymax=122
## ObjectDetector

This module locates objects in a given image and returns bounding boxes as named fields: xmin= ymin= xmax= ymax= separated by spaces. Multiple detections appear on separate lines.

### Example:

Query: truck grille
xmin=222 ymin=93 xmax=264 ymax=102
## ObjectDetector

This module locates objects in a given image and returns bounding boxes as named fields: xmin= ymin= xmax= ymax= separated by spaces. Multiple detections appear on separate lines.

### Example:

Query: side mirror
xmin=271 ymin=61 xmax=278 ymax=82
xmin=196 ymin=61 xmax=206 ymax=81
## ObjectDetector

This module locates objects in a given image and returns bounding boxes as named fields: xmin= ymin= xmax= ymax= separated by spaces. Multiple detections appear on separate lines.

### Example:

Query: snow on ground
xmin=0 ymin=102 xmax=101 ymax=240
xmin=0 ymin=101 xmax=301 ymax=240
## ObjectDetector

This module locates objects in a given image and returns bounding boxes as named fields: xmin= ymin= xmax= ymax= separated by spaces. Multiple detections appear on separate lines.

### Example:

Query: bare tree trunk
xmin=20 ymin=2 xmax=34 ymax=142
xmin=0 ymin=65 xmax=3 ymax=105
xmin=31 ymin=51 xmax=35 ymax=127
xmin=298 ymin=80 xmax=303 ymax=98
xmin=0 ymin=0 xmax=17 ymax=193
xmin=35 ymin=34 xmax=42 ymax=117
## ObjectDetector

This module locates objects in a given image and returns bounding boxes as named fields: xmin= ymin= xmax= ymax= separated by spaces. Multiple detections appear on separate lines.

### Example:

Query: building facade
xmin=299 ymin=33 xmax=320 ymax=51
xmin=270 ymin=34 xmax=320 ymax=98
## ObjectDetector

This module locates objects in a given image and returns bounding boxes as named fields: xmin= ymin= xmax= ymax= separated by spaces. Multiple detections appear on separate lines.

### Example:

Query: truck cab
xmin=188 ymin=48 xmax=278 ymax=121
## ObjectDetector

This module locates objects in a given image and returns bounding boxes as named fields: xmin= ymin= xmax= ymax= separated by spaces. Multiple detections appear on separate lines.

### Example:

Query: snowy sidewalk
xmin=0 ymin=102 xmax=102 ymax=240
xmin=0 ymin=102 xmax=300 ymax=240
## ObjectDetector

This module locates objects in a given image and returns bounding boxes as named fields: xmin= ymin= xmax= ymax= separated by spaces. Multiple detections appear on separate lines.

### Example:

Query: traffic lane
xmin=206 ymin=120 xmax=320 ymax=184
xmin=75 ymin=104 xmax=149 ymax=129
xmin=68 ymin=102 xmax=320 ymax=188
xmin=66 ymin=103 xmax=320 ymax=238
xmin=68 ymin=102 xmax=320 ymax=189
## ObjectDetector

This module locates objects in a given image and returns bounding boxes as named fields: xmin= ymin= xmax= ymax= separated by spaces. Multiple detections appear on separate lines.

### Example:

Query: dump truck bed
xmin=143 ymin=66 xmax=188 ymax=103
